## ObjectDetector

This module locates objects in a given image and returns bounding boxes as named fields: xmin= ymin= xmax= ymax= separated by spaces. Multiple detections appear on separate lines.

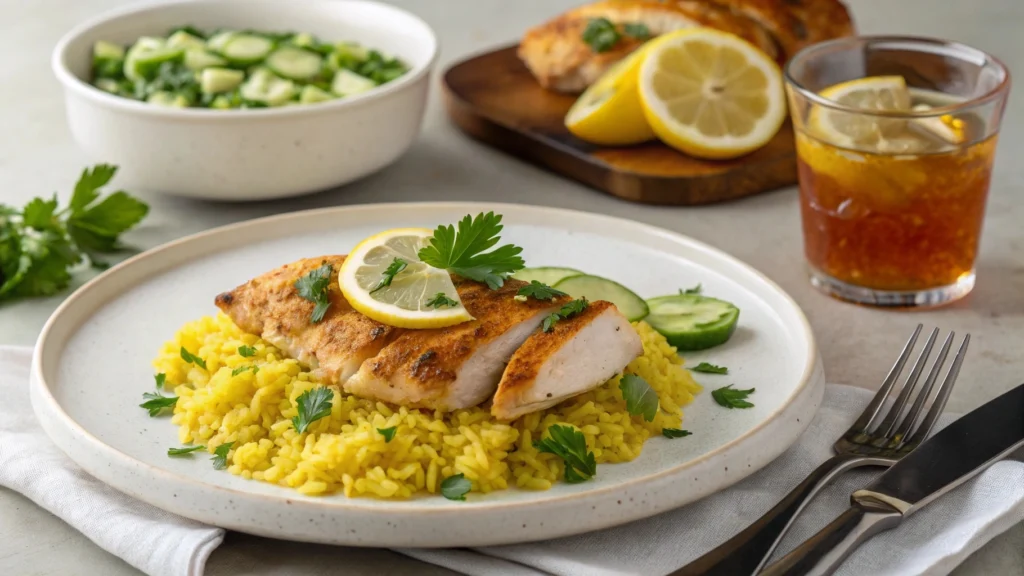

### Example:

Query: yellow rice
xmin=154 ymin=313 xmax=701 ymax=498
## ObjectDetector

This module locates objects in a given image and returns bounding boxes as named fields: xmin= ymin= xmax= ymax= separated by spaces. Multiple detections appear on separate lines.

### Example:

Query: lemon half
xmin=638 ymin=28 xmax=786 ymax=159
xmin=565 ymin=45 xmax=657 ymax=146
xmin=338 ymin=228 xmax=472 ymax=329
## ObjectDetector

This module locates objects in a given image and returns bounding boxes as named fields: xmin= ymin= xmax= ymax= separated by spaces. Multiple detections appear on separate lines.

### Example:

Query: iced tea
xmin=796 ymin=89 xmax=998 ymax=293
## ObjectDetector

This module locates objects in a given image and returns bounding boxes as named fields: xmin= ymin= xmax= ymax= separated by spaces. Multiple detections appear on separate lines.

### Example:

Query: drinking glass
xmin=784 ymin=36 xmax=1010 ymax=307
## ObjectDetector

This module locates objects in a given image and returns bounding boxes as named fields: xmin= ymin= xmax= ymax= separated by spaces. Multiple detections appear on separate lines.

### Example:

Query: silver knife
xmin=761 ymin=382 xmax=1024 ymax=576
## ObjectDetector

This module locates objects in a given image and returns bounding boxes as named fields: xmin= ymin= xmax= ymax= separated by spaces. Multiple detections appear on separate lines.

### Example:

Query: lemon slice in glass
xmin=565 ymin=44 xmax=657 ymax=146
xmin=338 ymin=228 xmax=472 ymax=328
xmin=637 ymin=28 xmax=786 ymax=159
xmin=810 ymin=75 xmax=913 ymax=150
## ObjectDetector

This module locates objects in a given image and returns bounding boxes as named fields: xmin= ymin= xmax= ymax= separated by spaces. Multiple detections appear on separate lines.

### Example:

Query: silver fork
xmin=672 ymin=325 xmax=970 ymax=576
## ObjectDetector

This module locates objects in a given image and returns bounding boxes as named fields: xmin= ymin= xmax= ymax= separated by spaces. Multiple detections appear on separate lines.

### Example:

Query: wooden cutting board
xmin=442 ymin=44 xmax=798 ymax=206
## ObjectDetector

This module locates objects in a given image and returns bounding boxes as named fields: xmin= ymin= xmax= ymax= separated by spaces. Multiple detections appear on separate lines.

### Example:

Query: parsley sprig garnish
xmin=441 ymin=473 xmax=472 ymax=501
xmin=691 ymin=362 xmax=728 ymax=374
xmin=292 ymin=387 xmax=334 ymax=433
xmin=582 ymin=18 xmax=651 ymax=53
xmin=534 ymin=424 xmax=596 ymax=483
xmin=517 ymin=280 xmax=567 ymax=301
xmin=542 ymin=298 xmax=588 ymax=332
xmin=140 ymin=372 xmax=177 ymax=416
xmin=619 ymin=374 xmax=659 ymax=422
xmin=371 ymin=257 xmax=407 ymax=293
xmin=417 ymin=212 xmax=525 ymax=290
xmin=168 ymin=445 xmax=206 ymax=456
xmin=425 ymin=292 xmax=459 ymax=309
xmin=712 ymin=385 xmax=755 ymax=409
xmin=0 ymin=164 xmax=148 ymax=302
xmin=212 ymin=442 xmax=234 ymax=470
xmin=294 ymin=263 xmax=333 ymax=323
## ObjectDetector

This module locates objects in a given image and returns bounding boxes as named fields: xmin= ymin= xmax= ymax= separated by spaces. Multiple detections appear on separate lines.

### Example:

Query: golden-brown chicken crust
xmin=358 ymin=278 xmax=570 ymax=399
xmin=704 ymin=0 xmax=854 ymax=59
xmin=518 ymin=0 xmax=782 ymax=93
xmin=495 ymin=300 xmax=615 ymax=401
xmin=214 ymin=256 xmax=402 ymax=385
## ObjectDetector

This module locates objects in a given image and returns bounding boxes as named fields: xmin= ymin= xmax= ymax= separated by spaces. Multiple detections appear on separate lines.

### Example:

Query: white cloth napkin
xmin=2 ymin=344 xmax=1022 ymax=576
xmin=0 ymin=346 xmax=223 ymax=576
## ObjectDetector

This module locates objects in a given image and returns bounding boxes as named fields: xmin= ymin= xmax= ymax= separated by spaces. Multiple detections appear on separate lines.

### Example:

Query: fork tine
xmin=904 ymin=334 xmax=970 ymax=447
xmin=874 ymin=328 xmax=939 ymax=438
xmin=892 ymin=331 xmax=954 ymax=444
xmin=849 ymin=324 xmax=923 ymax=434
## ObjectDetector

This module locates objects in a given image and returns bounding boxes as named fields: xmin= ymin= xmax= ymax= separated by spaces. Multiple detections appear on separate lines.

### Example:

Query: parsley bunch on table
xmin=0 ymin=164 xmax=148 ymax=302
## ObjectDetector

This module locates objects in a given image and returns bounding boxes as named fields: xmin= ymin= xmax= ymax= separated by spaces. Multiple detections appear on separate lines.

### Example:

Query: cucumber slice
xmin=200 ymin=67 xmax=244 ymax=94
xmin=209 ymin=94 xmax=233 ymax=109
xmin=644 ymin=294 xmax=739 ymax=351
xmin=146 ymin=91 xmax=190 ymax=107
xmin=184 ymin=49 xmax=227 ymax=71
xmin=266 ymin=47 xmax=322 ymax=80
xmin=240 ymin=68 xmax=296 ymax=106
xmin=94 ymin=78 xmax=121 ymax=94
xmin=299 ymin=84 xmax=334 ymax=104
xmin=290 ymin=32 xmax=317 ymax=49
xmin=221 ymin=34 xmax=274 ymax=65
xmin=135 ymin=36 xmax=166 ymax=51
xmin=554 ymin=274 xmax=649 ymax=322
xmin=331 ymin=69 xmax=376 ymax=96
xmin=124 ymin=46 xmax=183 ymax=81
xmin=167 ymin=31 xmax=206 ymax=51
xmin=93 ymin=40 xmax=125 ymax=61
xmin=512 ymin=267 xmax=584 ymax=286
xmin=206 ymin=31 xmax=236 ymax=53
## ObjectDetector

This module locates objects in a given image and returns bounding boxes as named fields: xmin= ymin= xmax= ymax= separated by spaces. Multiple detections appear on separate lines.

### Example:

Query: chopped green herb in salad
xmin=90 ymin=27 xmax=410 ymax=109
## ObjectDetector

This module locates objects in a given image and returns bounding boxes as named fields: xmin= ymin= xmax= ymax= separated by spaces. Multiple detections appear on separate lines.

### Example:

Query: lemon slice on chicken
xmin=638 ymin=28 xmax=786 ymax=159
xmin=339 ymin=228 xmax=472 ymax=329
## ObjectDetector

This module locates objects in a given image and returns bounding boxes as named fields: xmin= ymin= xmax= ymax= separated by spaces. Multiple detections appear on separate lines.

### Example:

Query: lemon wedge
xmin=565 ymin=45 xmax=657 ymax=146
xmin=637 ymin=28 xmax=786 ymax=159
xmin=338 ymin=228 xmax=472 ymax=329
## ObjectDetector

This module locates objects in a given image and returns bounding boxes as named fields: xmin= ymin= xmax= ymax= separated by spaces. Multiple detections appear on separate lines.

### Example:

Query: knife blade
xmin=762 ymin=382 xmax=1024 ymax=576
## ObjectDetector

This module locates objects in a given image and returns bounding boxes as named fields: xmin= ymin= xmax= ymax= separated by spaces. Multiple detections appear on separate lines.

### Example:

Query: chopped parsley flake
xmin=231 ymin=365 xmax=259 ymax=376
xmin=691 ymin=362 xmax=728 ymax=374
xmin=211 ymin=442 xmax=234 ymax=470
xmin=167 ymin=445 xmax=206 ymax=456
xmin=179 ymin=346 xmax=206 ymax=370
xmin=517 ymin=280 xmax=567 ymax=301
xmin=371 ymin=257 xmax=408 ymax=293
xmin=294 ymin=263 xmax=333 ymax=323
xmin=618 ymin=374 xmax=659 ymax=422
xmin=542 ymin=298 xmax=589 ymax=332
xmin=534 ymin=424 xmax=596 ymax=483
xmin=712 ymin=385 xmax=755 ymax=409
xmin=425 ymin=292 xmax=459 ymax=309
xmin=662 ymin=428 xmax=692 ymax=439
xmin=377 ymin=426 xmax=398 ymax=442
xmin=237 ymin=345 xmax=256 ymax=357
xmin=441 ymin=473 xmax=472 ymax=501
xmin=292 ymin=387 xmax=334 ymax=433
xmin=154 ymin=373 xmax=166 ymax=390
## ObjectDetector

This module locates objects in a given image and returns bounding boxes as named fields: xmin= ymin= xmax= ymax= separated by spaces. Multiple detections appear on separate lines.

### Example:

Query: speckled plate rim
xmin=30 ymin=202 xmax=824 ymax=547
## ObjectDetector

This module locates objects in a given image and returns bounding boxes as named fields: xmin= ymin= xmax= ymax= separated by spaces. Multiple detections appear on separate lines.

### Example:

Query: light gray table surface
xmin=2 ymin=0 xmax=1023 ymax=574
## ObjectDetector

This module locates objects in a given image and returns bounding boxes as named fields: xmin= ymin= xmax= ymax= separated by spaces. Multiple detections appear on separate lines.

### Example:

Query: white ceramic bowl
xmin=52 ymin=0 xmax=438 ymax=201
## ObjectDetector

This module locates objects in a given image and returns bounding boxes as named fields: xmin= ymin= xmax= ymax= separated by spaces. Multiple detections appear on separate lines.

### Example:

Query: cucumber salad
xmin=512 ymin=267 xmax=740 ymax=351
xmin=90 ymin=26 xmax=410 ymax=109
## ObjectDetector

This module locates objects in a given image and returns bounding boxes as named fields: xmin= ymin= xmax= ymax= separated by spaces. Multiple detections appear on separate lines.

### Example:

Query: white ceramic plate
xmin=31 ymin=203 xmax=823 ymax=547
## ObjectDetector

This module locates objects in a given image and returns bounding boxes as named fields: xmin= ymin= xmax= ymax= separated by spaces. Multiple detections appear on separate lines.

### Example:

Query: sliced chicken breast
xmin=345 ymin=278 xmax=568 ymax=411
xmin=214 ymin=256 xmax=403 ymax=385
xmin=518 ymin=0 xmax=779 ymax=94
xmin=492 ymin=300 xmax=643 ymax=420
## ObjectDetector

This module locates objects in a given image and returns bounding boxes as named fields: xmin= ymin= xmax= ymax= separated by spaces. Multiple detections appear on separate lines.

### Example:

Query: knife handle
xmin=670 ymin=454 xmax=871 ymax=576
xmin=759 ymin=505 xmax=903 ymax=576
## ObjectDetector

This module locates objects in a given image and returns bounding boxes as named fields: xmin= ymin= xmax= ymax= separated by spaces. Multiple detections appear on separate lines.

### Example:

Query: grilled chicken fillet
xmin=215 ymin=256 xmax=403 ymax=385
xmin=346 ymin=278 xmax=569 ymax=411
xmin=519 ymin=0 xmax=853 ymax=94
xmin=491 ymin=300 xmax=642 ymax=420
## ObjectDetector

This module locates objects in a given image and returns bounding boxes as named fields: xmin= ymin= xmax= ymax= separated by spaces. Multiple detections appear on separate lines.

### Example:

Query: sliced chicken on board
xmin=345 ymin=278 xmax=570 ymax=411
xmin=518 ymin=0 xmax=853 ymax=94
xmin=518 ymin=0 xmax=779 ymax=94
xmin=214 ymin=256 xmax=403 ymax=385
xmin=491 ymin=300 xmax=643 ymax=420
